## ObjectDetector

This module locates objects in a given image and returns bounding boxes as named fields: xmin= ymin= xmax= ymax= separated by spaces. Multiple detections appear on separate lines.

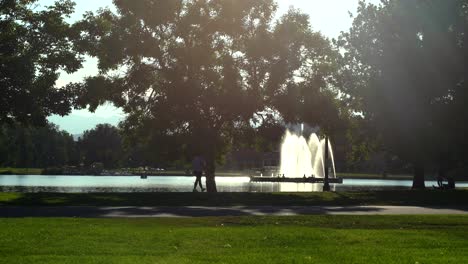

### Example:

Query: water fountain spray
xmin=279 ymin=129 xmax=336 ymax=183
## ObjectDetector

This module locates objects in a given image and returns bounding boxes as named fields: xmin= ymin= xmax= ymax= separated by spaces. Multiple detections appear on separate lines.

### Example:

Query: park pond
xmin=0 ymin=175 xmax=468 ymax=193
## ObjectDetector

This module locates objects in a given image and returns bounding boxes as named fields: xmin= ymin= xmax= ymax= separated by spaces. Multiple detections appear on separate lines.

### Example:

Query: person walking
xmin=192 ymin=155 xmax=206 ymax=192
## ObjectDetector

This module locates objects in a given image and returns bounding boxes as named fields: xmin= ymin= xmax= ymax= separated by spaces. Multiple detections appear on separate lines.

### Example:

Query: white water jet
xmin=279 ymin=129 xmax=336 ymax=178
xmin=328 ymin=140 xmax=337 ymax=178
xmin=279 ymin=131 xmax=313 ymax=178
xmin=308 ymin=134 xmax=323 ymax=178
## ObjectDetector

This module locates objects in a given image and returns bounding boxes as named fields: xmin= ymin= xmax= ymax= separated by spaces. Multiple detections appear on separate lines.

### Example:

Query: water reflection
xmin=0 ymin=175 xmax=466 ymax=193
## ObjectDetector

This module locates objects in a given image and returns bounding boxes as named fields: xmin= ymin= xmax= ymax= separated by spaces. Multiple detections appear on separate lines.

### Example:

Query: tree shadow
xmin=2 ymin=190 xmax=468 ymax=213
xmin=0 ymin=205 xmax=390 ymax=218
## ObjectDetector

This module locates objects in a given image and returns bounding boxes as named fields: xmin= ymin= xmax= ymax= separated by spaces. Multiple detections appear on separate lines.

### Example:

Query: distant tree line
xmin=0 ymin=123 xmax=78 ymax=168
xmin=0 ymin=121 xmax=285 ymax=170
xmin=0 ymin=122 xmax=219 ymax=170
xmin=0 ymin=123 xmax=123 ymax=169
xmin=0 ymin=120 xmax=409 ymax=175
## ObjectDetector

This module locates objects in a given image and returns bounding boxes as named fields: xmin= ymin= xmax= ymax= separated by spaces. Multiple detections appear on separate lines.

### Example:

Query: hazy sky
xmin=46 ymin=0 xmax=379 ymax=134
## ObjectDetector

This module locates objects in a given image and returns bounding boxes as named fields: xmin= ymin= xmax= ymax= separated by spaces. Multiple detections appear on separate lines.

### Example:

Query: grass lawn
xmin=0 ymin=215 xmax=466 ymax=263
xmin=1 ymin=190 xmax=468 ymax=207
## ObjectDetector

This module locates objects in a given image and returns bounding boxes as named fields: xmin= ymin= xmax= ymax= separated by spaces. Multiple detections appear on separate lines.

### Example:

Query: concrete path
xmin=1 ymin=206 xmax=468 ymax=218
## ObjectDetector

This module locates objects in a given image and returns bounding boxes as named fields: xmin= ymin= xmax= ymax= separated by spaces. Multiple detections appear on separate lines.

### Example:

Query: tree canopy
xmin=0 ymin=0 xmax=83 ymax=125
xmin=76 ymin=0 xmax=340 ymax=192
xmin=338 ymin=0 xmax=468 ymax=188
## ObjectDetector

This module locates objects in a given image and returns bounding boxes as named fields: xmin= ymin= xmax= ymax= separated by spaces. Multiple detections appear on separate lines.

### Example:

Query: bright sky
xmin=46 ymin=0 xmax=379 ymax=134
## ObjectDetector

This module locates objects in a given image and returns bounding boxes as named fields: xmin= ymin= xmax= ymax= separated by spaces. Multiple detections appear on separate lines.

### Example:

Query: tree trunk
xmin=196 ymin=125 xmax=218 ymax=192
xmin=203 ymin=138 xmax=218 ymax=193
xmin=412 ymin=165 xmax=425 ymax=189
xmin=323 ymin=136 xmax=331 ymax=191
xmin=205 ymin=155 xmax=217 ymax=193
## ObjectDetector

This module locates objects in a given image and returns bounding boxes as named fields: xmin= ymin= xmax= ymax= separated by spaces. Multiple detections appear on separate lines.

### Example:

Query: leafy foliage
xmin=76 ymin=0 xmax=340 ymax=191
xmin=338 ymin=0 xmax=468 ymax=187
xmin=0 ymin=0 xmax=83 ymax=125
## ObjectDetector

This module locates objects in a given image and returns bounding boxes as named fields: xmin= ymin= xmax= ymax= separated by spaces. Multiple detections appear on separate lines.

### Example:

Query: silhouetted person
xmin=436 ymin=175 xmax=444 ymax=188
xmin=436 ymin=165 xmax=447 ymax=188
xmin=192 ymin=155 xmax=206 ymax=192
xmin=447 ymin=177 xmax=455 ymax=190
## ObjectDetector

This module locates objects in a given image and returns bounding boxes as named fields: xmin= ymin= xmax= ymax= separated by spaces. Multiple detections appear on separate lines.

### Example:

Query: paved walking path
xmin=1 ymin=205 xmax=467 ymax=218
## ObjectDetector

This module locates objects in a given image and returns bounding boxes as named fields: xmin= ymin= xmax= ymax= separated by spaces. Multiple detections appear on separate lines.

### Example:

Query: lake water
xmin=0 ymin=175 xmax=467 ymax=193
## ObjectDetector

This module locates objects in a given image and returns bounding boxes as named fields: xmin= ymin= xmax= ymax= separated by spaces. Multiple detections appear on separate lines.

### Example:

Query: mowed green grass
xmin=0 ymin=216 xmax=467 ymax=264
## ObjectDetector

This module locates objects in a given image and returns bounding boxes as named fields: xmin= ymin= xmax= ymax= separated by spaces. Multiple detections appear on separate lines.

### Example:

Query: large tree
xmin=0 ymin=0 xmax=83 ymax=125
xmin=338 ymin=0 xmax=468 ymax=188
xmin=76 ymin=0 xmax=338 ymax=192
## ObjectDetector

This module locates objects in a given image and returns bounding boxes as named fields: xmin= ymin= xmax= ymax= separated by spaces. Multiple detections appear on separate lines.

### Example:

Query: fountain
xmin=250 ymin=126 xmax=342 ymax=189
xmin=279 ymin=129 xmax=336 ymax=179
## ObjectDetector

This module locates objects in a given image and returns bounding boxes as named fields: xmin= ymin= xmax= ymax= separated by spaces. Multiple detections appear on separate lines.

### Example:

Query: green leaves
xmin=0 ymin=0 xmax=83 ymax=126
xmin=74 ymin=0 xmax=339 ymax=178
xmin=338 ymin=0 xmax=468 ymax=174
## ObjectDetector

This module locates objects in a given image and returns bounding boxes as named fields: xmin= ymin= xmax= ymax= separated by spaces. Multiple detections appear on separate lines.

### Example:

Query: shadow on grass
xmin=3 ymin=204 xmax=468 ymax=218
xmin=1 ymin=205 xmax=390 ymax=218
xmin=1 ymin=190 xmax=468 ymax=208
